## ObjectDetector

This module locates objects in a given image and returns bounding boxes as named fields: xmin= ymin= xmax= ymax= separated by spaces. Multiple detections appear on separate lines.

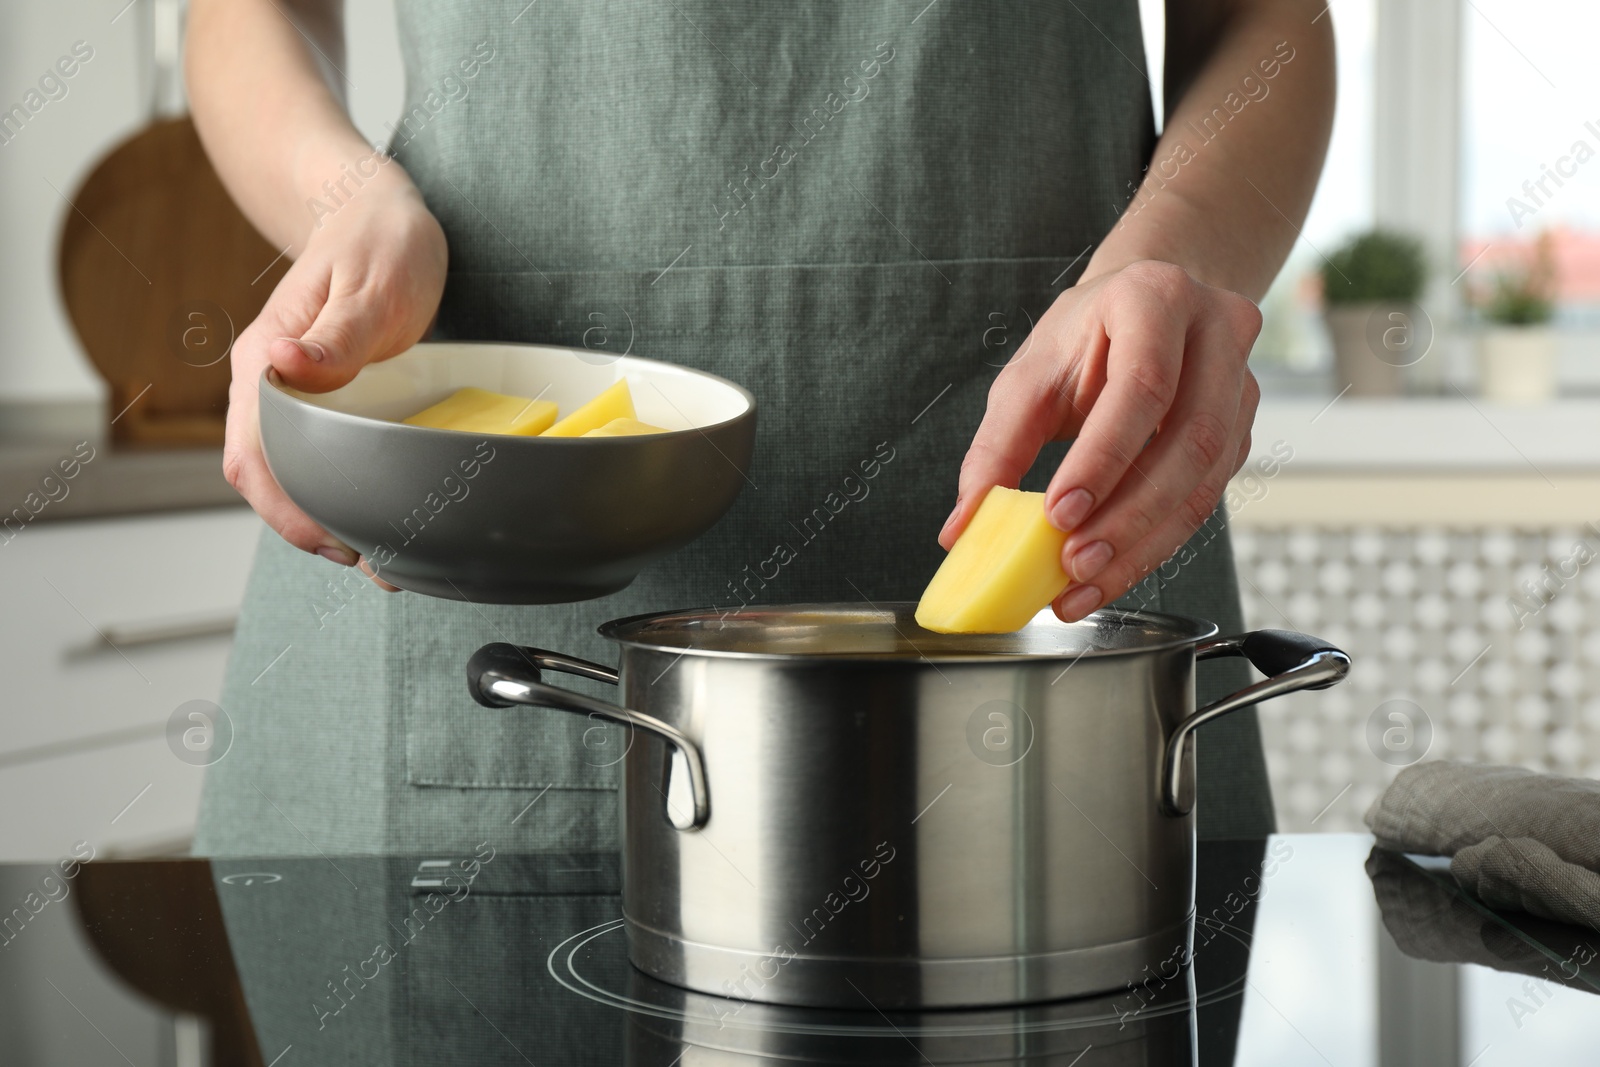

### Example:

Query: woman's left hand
xmin=941 ymin=259 xmax=1263 ymax=622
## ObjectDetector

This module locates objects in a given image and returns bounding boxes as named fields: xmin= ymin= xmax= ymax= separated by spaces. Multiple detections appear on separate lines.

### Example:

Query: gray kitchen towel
xmin=1452 ymin=836 xmax=1600 ymax=931
xmin=1365 ymin=760 xmax=1600 ymax=931
xmin=1365 ymin=846 xmax=1600 ymax=991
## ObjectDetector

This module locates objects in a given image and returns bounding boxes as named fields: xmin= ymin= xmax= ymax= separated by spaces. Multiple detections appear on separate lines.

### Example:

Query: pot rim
xmin=596 ymin=602 xmax=1220 ymax=664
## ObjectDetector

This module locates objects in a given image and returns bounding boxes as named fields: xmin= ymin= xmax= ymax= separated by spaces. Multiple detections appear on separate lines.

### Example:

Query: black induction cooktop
xmin=2 ymin=835 xmax=1598 ymax=1065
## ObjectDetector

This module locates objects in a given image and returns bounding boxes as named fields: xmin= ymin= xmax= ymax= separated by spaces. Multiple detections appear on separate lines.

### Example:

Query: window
xmin=1459 ymin=0 xmax=1600 ymax=325
xmin=1253 ymin=0 xmax=1377 ymax=374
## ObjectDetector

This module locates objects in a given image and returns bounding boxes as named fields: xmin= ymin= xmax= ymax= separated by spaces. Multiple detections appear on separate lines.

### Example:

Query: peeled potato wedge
xmin=401 ymin=387 xmax=557 ymax=436
xmin=581 ymin=417 xmax=670 ymax=437
xmin=542 ymin=379 xmax=635 ymax=437
xmin=915 ymin=487 xmax=1072 ymax=634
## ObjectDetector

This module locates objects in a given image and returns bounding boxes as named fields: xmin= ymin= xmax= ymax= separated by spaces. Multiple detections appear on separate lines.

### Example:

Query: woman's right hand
xmin=223 ymin=165 xmax=447 ymax=575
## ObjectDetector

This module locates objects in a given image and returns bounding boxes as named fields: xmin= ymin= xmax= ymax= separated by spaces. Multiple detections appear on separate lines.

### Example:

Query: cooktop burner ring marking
xmin=547 ymin=916 xmax=1253 ymax=1037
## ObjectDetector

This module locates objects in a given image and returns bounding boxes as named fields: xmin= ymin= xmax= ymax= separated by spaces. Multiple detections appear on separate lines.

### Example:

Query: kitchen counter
xmin=0 ymin=440 xmax=241 ymax=525
xmin=1247 ymin=396 xmax=1600 ymax=472
xmin=2 ymin=834 xmax=1596 ymax=1065
xmin=1232 ymin=396 xmax=1600 ymax=528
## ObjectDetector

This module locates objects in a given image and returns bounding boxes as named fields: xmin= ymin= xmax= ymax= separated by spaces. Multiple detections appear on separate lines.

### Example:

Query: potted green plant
xmin=1321 ymin=230 xmax=1428 ymax=396
xmin=1476 ymin=233 xmax=1558 ymax=406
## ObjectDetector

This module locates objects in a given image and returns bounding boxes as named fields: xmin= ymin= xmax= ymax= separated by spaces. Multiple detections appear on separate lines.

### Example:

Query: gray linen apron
xmin=193 ymin=0 xmax=1273 ymax=856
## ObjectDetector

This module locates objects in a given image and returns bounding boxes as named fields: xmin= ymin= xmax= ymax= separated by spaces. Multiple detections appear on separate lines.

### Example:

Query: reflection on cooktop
xmin=547 ymin=913 xmax=1251 ymax=1062
xmin=203 ymin=845 xmax=1259 ymax=1065
xmin=4 ymin=836 xmax=1599 ymax=1065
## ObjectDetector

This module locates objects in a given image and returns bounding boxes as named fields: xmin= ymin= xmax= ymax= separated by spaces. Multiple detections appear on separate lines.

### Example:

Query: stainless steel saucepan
xmin=467 ymin=603 xmax=1348 ymax=1009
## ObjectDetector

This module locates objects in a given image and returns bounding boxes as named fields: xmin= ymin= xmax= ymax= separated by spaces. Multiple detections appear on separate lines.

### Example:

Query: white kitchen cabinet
xmin=0 ymin=506 xmax=260 ymax=860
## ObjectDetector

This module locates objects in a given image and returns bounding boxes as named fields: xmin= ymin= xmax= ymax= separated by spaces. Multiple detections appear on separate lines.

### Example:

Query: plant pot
xmin=1478 ymin=326 xmax=1557 ymax=406
xmin=1325 ymin=302 xmax=1410 ymax=397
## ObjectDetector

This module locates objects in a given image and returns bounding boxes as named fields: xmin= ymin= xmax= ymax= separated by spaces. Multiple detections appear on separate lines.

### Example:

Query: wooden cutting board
xmin=57 ymin=115 xmax=290 ymax=446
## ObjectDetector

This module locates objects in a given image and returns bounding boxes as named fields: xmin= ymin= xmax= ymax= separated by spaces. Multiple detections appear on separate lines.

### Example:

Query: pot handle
xmin=466 ymin=642 xmax=710 ymax=830
xmin=1161 ymin=630 xmax=1351 ymax=817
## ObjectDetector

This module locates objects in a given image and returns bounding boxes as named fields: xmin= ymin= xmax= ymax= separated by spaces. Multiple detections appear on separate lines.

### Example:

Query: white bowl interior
xmin=278 ymin=343 xmax=751 ymax=430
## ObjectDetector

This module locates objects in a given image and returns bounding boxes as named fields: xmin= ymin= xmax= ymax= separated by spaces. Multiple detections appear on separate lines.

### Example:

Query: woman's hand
xmin=224 ymin=168 xmax=447 ymax=580
xmin=942 ymin=260 xmax=1263 ymax=622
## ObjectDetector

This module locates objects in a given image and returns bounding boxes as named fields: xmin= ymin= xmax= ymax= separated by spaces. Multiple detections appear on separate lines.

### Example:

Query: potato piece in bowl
xmin=401 ymin=387 xmax=557 ymax=436
xmin=543 ymin=379 xmax=635 ymax=437
xmin=582 ymin=417 xmax=669 ymax=437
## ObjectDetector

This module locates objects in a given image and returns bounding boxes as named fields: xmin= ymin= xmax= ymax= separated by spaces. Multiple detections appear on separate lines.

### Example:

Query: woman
xmin=186 ymin=0 xmax=1333 ymax=854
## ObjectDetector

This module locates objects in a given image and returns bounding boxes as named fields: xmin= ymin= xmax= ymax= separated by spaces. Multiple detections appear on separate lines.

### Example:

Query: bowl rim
xmin=260 ymin=339 xmax=758 ymax=442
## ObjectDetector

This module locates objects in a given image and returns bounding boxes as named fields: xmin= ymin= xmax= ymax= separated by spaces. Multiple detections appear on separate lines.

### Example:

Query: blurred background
xmin=4 ymin=1 xmax=1600 ymax=1063
xmin=2 ymin=0 xmax=1597 ymax=849
xmin=0 ymin=0 xmax=403 ymax=863
xmin=1223 ymin=0 xmax=1600 ymax=839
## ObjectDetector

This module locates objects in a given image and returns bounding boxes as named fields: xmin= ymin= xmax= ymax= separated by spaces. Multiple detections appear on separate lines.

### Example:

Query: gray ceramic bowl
xmin=259 ymin=342 xmax=756 ymax=603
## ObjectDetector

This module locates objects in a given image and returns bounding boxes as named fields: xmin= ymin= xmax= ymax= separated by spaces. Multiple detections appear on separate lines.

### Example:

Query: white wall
xmin=0 ymin=0 xmax=403 ymax=408
xmin=0 ymin=3 xmax=144 ymax=404
xmin=344 ymin=0 xmax=407 ymax=147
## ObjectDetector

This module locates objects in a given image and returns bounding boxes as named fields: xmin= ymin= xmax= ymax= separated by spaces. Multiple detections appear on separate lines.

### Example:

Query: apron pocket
xmin=401 ymin=594 xmax=627 ymax=790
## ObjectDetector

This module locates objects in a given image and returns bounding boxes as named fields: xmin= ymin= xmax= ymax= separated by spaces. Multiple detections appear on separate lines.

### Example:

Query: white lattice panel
xmin=1233 ymin=525 xmax=1600 ymax=832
